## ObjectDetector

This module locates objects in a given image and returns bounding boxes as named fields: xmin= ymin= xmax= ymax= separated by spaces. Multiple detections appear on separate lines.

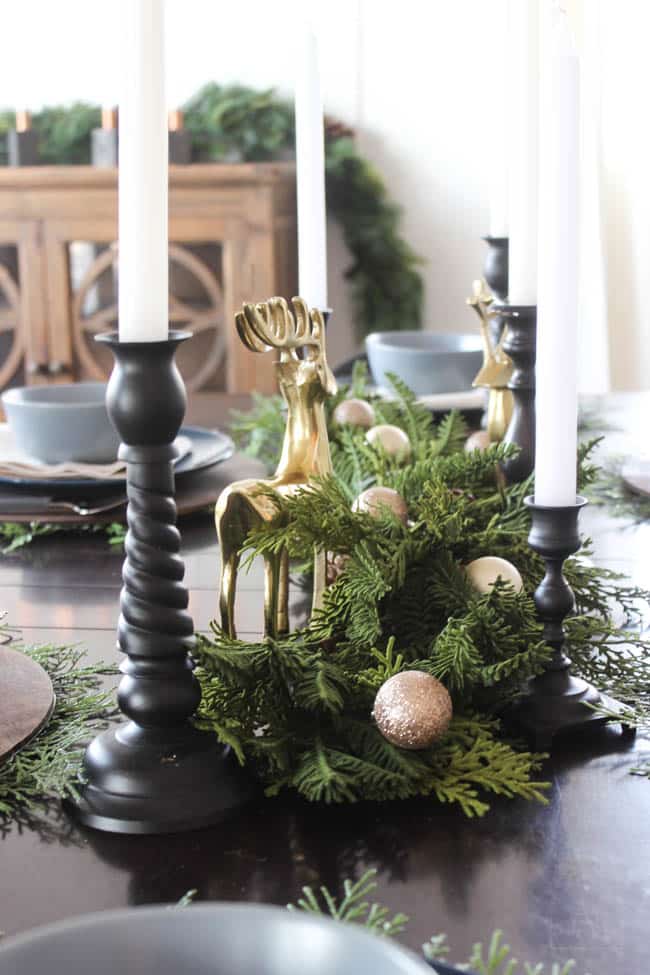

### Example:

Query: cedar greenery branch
xmin=194 ymin=362 xmax=650 ymax=812
xmin=0 ymin=82 xmax=424 ymax=339
xmin=288 ymin=867 xmax=578 ymax=974
xmin=0 ymin=625 xmax=116 ymax=823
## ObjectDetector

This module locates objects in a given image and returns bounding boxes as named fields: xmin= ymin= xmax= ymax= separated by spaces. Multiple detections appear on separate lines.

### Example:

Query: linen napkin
xmin=0 ymin=425 xmax=192 ymax=481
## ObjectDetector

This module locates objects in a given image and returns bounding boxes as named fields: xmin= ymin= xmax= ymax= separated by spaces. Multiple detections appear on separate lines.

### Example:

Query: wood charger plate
xmin=0 ymin=645 xmax=55 ymax=764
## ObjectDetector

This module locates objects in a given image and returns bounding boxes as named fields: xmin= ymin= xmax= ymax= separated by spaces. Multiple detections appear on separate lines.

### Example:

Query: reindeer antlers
xmin=235 ymin=297 xmax=324 ymax=356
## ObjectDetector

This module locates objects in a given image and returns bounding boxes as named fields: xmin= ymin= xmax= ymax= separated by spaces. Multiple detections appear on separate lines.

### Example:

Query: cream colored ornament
xmin=373 ymin=671 xmax=453 ymax=750
xmin=353 ymin=486 xmax=409 ymax=525
xmin=365 ymin=424 xmax=412 ymax=463
xmin=464 ymin=430 xmax=492 ymax=453
xmin=465 ymin=555 xmax=523 ymax=594
xmin=333 ymin=397 xmax=376 ymax=429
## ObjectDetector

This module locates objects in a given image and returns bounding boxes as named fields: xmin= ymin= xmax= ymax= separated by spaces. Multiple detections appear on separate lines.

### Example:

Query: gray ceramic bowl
xmin=365 ymin=331 xmax=483 ymax=397
xmin=0 ymin=903 xmax=431 ymax=975
xmin=1 ymin=382 xmax=119 ymax=464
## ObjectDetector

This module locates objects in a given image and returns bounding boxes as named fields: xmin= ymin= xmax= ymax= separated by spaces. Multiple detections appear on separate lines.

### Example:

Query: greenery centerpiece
xmin=191 ymin=364 xmax=650 ymax=814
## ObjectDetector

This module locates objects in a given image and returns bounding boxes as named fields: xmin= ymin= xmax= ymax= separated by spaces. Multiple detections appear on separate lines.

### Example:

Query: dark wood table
xmin=1 ymin=392 xmax=649 ymax=974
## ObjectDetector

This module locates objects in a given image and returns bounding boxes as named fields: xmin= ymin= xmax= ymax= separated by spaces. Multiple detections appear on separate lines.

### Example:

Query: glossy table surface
xmin=1 ymin=392 xmax=649 ymax=974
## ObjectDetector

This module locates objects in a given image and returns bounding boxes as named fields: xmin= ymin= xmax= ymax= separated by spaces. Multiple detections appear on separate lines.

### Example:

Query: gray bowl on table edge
xmin=365 ymin=331 xmax=483 ymax=397
xmin=0 ymin=902 xmax=432 ymax=975
xmin=1 ymin=382 xmax=119 ymax=464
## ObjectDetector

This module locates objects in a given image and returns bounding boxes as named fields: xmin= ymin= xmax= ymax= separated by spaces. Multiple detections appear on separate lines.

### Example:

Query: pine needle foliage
xmin=196 ymin=371 xmax=650 ymax=815
xmin=0 ymin=521 xmax=125 ymax=554
xmin=288 ymin=868 xmax=578 ymax=973
xmin=0 ymin=630 xmax=115 ymax=822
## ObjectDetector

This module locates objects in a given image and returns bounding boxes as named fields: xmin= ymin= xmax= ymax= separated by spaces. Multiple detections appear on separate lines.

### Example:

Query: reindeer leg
xmin=264 ymin=551 xmax=281 ymax=639
xmin=218 ymin=537 xmax=241 ymax=638
xmin=216 ymin=494 xmax=244 ymax=638
xmin=312 ymin=546 xmax=327 ymax=617
xmin=276 ymin=548 xmax=290 ymax=636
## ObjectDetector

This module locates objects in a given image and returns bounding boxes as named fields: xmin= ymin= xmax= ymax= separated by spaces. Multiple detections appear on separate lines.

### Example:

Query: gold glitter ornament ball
xmin=373 ymin=671 xmax=453 ymax=750
xmin=333 ymin=398 xmax=376 ymax=429
xmin=466 ymin=555 xmax=523 ymax=594
xmin=464 ymin=430 xmax=492 ymax=452
xmin=365 ymin=424 xmax=412 ymax=463
xmin=353 ymin=486 xmax=409 ymax=524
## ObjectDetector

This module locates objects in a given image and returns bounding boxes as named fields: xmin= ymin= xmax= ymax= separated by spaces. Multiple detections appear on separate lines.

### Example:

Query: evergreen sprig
xmin=0 ymin=521 xmax=125 ymax=554
xmin=288 ymin=868 xmax=578 ymax=973
xmin=0 ymin=630 xmax=116 ymax=822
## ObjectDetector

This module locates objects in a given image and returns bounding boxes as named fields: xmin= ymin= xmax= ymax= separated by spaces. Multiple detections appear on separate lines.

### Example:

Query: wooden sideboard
xmin=0 ymin=163 xmax=298 ymax=394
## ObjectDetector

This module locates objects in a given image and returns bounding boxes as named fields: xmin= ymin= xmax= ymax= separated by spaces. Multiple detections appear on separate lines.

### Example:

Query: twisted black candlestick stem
xmin=66 ymin=330 xmax=252 ymax=834
xmin=507 ymin=497 xmax=634 ymax=749
xmin=482 ymin=236 xmax=508 ymax=349
xmin=500 ymin=304 xmax=536 ymax=484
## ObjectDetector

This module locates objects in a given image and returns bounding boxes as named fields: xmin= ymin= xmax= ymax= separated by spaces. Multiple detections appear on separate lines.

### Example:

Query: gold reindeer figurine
xmin=467 ymin=278 xmax=514 ymax=442
xmin=215 ymin=296 xmax=337 ymax=639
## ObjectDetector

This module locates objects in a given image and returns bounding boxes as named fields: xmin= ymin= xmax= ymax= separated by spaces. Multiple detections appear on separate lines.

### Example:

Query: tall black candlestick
xmin=66 ymin=331 xmax=253 ymax=834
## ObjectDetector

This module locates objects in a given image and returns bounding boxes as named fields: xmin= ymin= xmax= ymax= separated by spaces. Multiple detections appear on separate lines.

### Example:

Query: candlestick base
xmin=507 ymin=674 xmax=634 ymax=752
xmin=67 ymin=726 xmax=254 ymax=835
xmin=65 ymin=331 xmax=256 ymax=834
xmin=505 ymin=497 xmax=636 ymax=750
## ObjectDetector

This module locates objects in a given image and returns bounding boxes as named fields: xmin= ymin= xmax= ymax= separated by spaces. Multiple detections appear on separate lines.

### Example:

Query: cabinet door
xmin=42 ymin=215 xmax=276 ymax=393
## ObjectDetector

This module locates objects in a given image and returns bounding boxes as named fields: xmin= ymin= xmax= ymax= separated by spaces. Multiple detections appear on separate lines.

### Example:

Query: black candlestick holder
xmin=8 ymin=129 xmax=38 ymax=166
xmin=65 ymin=330 xmax=253 ymax=834
xmin=482 ymin=236 xmax=508 ymax=349
xmin=507 ymin=496 xmax=634 ymax=749
xmin=500 ymin=304 xmax=536 ymax=484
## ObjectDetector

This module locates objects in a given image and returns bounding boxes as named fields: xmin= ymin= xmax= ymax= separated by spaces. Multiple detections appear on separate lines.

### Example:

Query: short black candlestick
xmin=482 ymin=236 xmax=508 ymax=349
xmin=66 ymin=330 xmax=253 ymax=834
xmin=500 ymin=304 xmax=536 ymax=484
xmin=507 ymin=496 xmax=634 ymax=749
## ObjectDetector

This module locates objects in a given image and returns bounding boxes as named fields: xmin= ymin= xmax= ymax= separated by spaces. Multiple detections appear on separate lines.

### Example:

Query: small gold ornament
xmin=373 ymin=671 xmax=453 ymax=749
xmin=464 ymin=430 xmax=492 ymax=453
xmin=353 ymin=486 xmax=409 ymax=524
xmin=466 ymin=555 xmax=523 ymax=594
xmin=365 ymin=424 xmax=412 ymax=463
xmin=333 ymin=398 xmax=376 ymax=429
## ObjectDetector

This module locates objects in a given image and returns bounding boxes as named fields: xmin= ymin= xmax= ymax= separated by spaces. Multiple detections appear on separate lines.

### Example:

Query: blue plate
xmin=0 ymin=426 xmax=234 ymax=498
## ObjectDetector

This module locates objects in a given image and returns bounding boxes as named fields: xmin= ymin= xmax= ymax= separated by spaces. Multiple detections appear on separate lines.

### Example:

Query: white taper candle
xmin=508 ymin=0 xmax=539 ymax=305
xmin=118 ymin=0 xmax=168 ymax=342
xmin=295 ymin=30 xmax=328 ymax=311
xmin=489 ymin=0 xmax=509 ymax=238
xmin=535 ymin=6 xmax=579 ymax=506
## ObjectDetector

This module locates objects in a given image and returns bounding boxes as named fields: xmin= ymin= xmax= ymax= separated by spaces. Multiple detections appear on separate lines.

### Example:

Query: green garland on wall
xmin=0 ymin=83 xmax=423 ymax=338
